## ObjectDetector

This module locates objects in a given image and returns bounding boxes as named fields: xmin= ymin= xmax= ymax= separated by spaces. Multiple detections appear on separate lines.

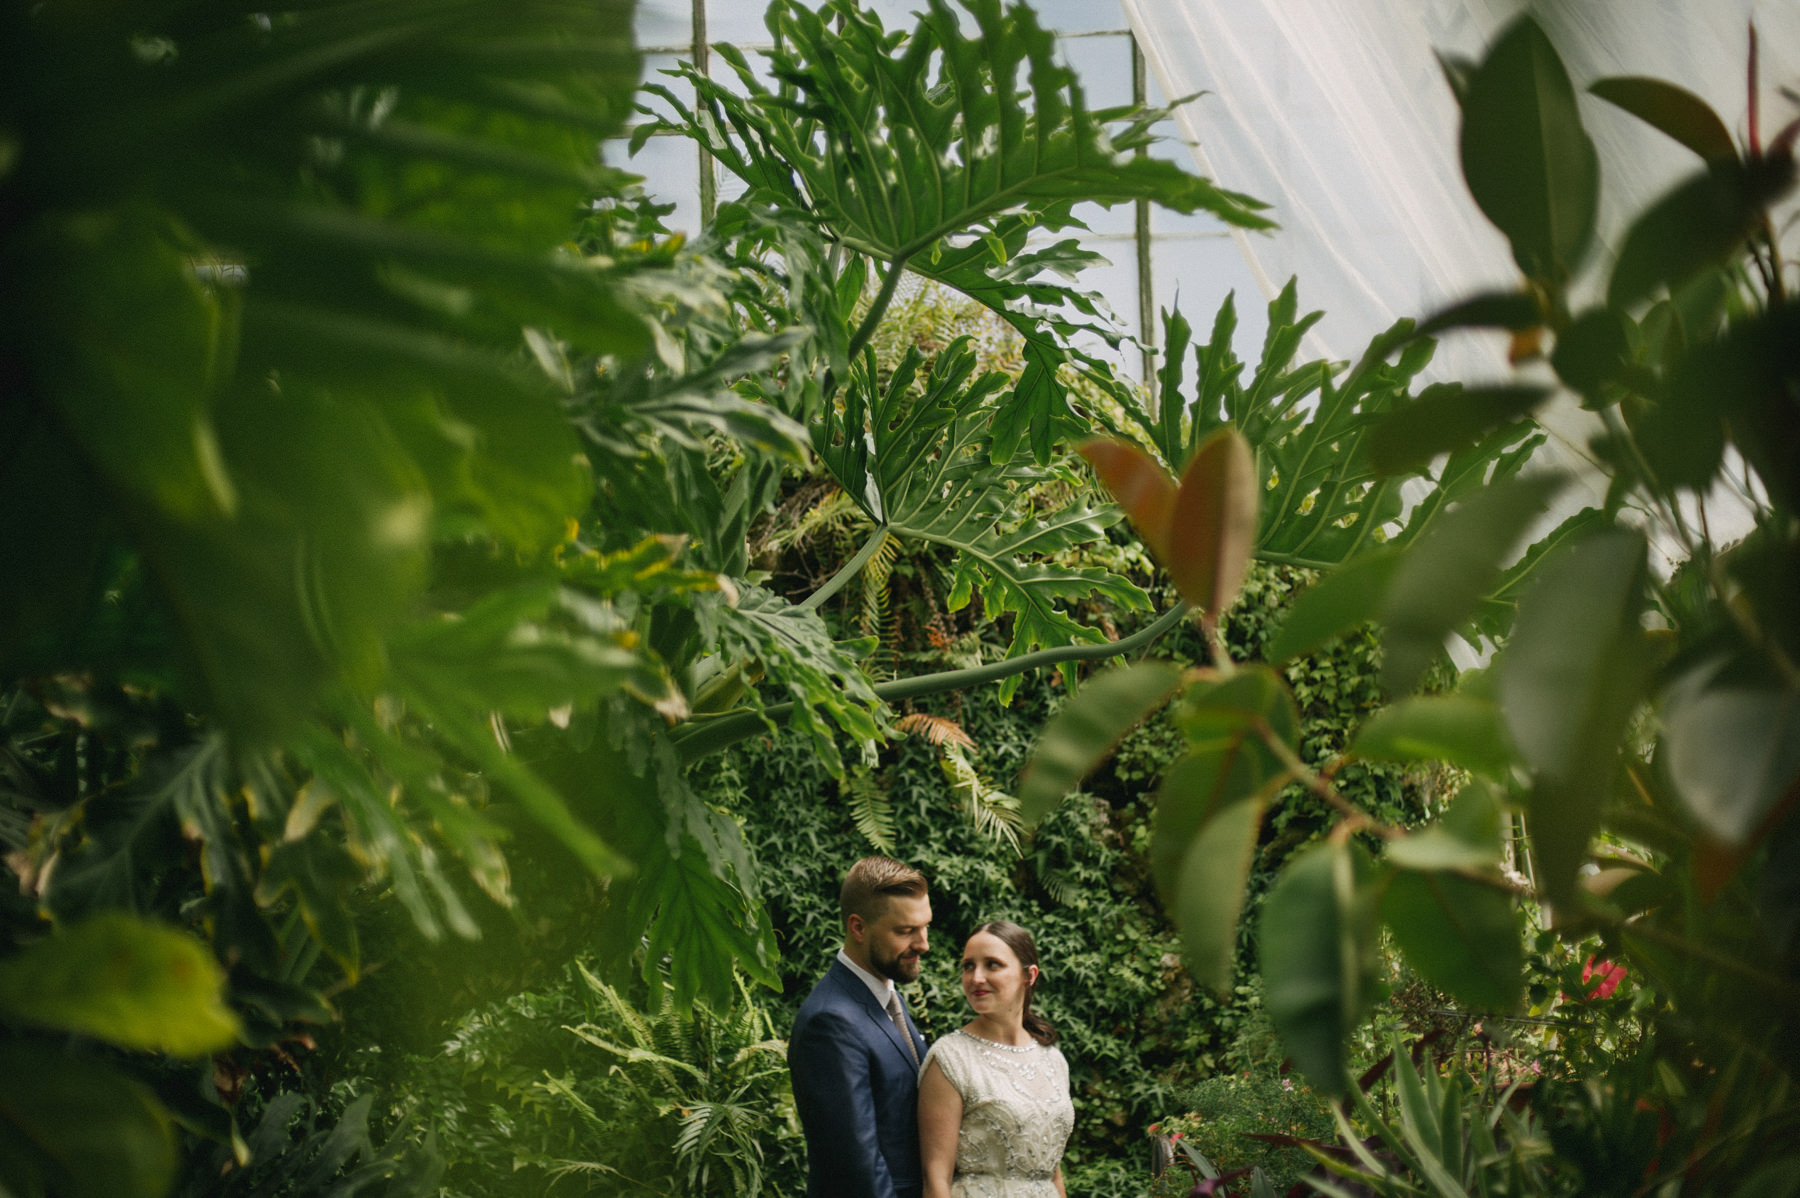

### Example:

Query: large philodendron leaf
xmin=655 ymin=0 xmax=1271 ymax=462
xmin=1101 ymin=286 xmax=1545 ymax=581
xmin=817 ymin=338 xmax=1153 ymax=699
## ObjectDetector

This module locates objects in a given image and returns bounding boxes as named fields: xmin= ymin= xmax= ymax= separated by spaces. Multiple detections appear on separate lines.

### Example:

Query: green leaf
xmin=1175 ymin=665 xmax=1303 ymax=752
xmin=1381 ymin=474 xmax=1564 ymax=695
xmin=1387 ymin=782 xmax=1506 ymax=871
xmin=1389 ymin=1036 xmax=1473 ymax=1198
xmin=1369 ymin=384 xmax=1549 ymax=476
xmin=1550 ymin=307 xmax=1632 ymax=404
xmin=0 ymin=915 xmax=240 ymax=1056
xmin=1351 ymin=694 xmax=1515 ymax=780
xmin=676 ymin=0 xmax=1271 ymax=459
xmin=1459 ymin=17 xmax=1598 ymax=281
xmin=1267 ymin=550 xmax=1400 ymax=664
xmin=1497 ymin=527 xmax=1653 ymax=903
xmin=1018 ymin=661 xmax=1186 ymax=823
xmin=1259 ymin=840 xmax=1378 ymax=1095
xmin=1607 ymin=157 xmax=1796 ymax=308
xmin=820 ymin=340 xmax=1151 ymax=697
xmin=1382 ymin=868 xmax=1523 ymax=1012
xmin=1391 ymin=1036 xmax=1443 ymax=1168
xmin=1471 ymin=507 xmax=1608 ymax=643
xmin=0 ymin=1043 xmax=178 ymax=1198
xmin=1413 ymin=291 xmax=1542 ymax=338
xmin=1166 ymin=429 xmax=1260 ymax=622
xmin=1660 ymin=656 xmax=1800 ymax=846
xmin=1590 ymin=76 xmax=1737 ymax=163
xmin=1171 ymin=788 xmax=1268 ymax=994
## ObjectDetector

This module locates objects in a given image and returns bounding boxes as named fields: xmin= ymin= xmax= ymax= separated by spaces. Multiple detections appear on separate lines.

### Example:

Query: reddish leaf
xmin=1079 ymin=438 xmax=1176 ymax=559
xmin=1166 ymin=429 xmax=1259 ymax=622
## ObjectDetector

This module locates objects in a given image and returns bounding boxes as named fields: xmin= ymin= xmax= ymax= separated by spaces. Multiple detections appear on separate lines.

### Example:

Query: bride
xmin=918 ymin=921 xmax=1074 ymax=1198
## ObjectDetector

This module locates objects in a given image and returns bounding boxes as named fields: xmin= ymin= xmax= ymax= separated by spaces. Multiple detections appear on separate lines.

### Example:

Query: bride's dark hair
xmin=970 ymin=920 xmax=1057 ymax=1046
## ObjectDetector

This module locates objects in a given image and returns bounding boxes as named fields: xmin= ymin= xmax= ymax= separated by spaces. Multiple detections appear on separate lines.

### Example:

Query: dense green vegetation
xmin=3 ymin=1 xmax=1797 ymax=1196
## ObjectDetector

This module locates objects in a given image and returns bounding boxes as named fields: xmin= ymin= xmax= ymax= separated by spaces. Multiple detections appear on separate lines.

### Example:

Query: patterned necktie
xmin=886 ymin=990 xmax=920 ymax=1068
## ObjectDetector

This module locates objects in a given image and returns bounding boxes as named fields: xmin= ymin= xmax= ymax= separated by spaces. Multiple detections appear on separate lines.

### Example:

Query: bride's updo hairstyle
xmin=972 ymin=920 xmax=1056 ymax=1046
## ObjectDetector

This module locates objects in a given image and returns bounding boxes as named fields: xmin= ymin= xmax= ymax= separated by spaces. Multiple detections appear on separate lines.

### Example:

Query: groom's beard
xmin=872 ymin=943 xmax=922 ymax=984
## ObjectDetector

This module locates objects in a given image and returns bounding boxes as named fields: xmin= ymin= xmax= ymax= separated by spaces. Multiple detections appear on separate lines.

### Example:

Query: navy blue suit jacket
xmin=789 ymin=960 xmax=928 ymax=1198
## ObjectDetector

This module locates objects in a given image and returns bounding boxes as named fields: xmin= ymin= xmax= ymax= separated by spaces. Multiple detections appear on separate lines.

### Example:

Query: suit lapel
xmin=831 ymin=962 xmax=921 ymax=1074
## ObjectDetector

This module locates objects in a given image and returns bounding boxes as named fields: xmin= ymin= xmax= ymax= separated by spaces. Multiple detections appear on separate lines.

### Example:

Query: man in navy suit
xmin=790 ymin=856 xmax=933 ymax=1198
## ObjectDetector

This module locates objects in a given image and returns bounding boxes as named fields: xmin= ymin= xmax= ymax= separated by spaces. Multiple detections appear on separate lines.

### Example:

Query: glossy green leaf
xmin=1259 ymin=840 xmax=1378 ymax=1095
xmin=1171 ymin=782 xmax=1270 ymax=994
xmin=1660 ymin=656 xmax=1800 ymax=845
xmin=0 ymin=915 xmax=239 ymax=1056
xmin=1381 ymin=474 xmax=1564 ymax=695
xmin=1608 ymin=157 xmax=1796 ymax=307
xmin=1590 ymin=76 xmax=1736 ymax=162
xmin=1497 ymin=527 xmax=1653 ymax=903
xmin=1151 ymin=743 xmax=1284 ymax=907
xmin=1383 ymin=868 xmax=1523 ymax=1012
xmin=1550 ymin=308 xmax=1632 ymax=403
xmin=1267 ymin=550 xmax=1399 ymax=664
xmin=1459 ymin=17 xmax=1598 ymax=281
xmin=0 ymin=1043 xmax=178 ymax=1198
xmin=1387 ymin=781 xmax=1506 ymax=872
xmin=1351 ymin=694 xmax=1514 ymax=780
xmin=1370 ymin=384 xmax=1549 ymax=476
xmin=1166 ymin=428 xmax=1260 ymax=621
xmin=1018 ymin=661 xmax=1186 ymax=823
xmin=1175 ymin=665 xmax=1303 ymax=752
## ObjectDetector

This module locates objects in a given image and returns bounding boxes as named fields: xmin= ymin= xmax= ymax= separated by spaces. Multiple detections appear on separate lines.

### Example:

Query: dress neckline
xmin=957 ymin=1026 xmax=1039 ymax=1053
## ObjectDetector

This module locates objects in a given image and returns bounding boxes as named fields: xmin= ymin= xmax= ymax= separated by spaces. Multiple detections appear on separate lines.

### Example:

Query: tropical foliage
xmin=1030 ymin=13 xmax=1800 ymax=1196
xmin=6 ymin=0 xmax=1798 ymax=1195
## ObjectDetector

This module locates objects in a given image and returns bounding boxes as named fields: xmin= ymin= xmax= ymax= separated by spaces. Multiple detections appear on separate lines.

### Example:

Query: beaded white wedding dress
xmin=921 ymin=1028 xmax=1075 ymax=1197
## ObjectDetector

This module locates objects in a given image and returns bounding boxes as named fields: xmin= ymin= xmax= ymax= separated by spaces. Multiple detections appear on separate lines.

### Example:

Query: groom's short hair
xmin=840 ymin=856 xmax=927 ymax=926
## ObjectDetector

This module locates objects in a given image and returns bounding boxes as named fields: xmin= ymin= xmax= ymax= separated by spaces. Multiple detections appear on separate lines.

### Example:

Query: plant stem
xmin=846 ymin=255 xmax=909 ymax=363
xmin=1256 ymin=724 xmax=1387 ymax=834
xmin=798 ymin=527 xmax=889 ymax=613
xmin=671 ymin=603 xmax=1193 ymax=763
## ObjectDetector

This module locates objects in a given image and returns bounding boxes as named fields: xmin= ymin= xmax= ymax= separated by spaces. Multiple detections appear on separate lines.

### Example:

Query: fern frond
xmin=857 ymin=526 xmax=901 ymax=637
xmin=841 ymin=767 xmax=896 ymax=853
xmin=939 ymin=743 xmax=1023 ymax=852
xmin=893 ymin=712 xmax=975 ymax=749
xmin=763 ymin=486 xmax=862 ymax=555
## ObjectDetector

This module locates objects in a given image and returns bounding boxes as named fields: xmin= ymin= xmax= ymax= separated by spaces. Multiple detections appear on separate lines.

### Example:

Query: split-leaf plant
xmin=1022 ymin=15 xmax=1800 ymax=1192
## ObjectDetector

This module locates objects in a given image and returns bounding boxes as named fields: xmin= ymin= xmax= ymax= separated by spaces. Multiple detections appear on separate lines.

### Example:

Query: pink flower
xmin=1170 ymin=1132 xmax=1183 ymax=1141
xmin=1582 ymin=955 xmax=1627 ymax=1000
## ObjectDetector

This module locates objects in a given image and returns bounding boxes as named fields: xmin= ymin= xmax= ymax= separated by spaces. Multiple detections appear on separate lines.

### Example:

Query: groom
xmin=790 ymin=856 xmax=933 ymax=1198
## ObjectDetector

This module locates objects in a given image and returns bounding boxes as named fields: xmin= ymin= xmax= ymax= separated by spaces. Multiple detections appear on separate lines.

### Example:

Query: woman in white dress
xmin=918 ymin=920 xmax=1074 ymax=1198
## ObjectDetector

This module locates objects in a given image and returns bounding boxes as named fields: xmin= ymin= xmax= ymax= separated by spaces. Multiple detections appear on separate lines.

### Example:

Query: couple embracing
xmin=790 ymin=856 xmax=1073 ymax=1198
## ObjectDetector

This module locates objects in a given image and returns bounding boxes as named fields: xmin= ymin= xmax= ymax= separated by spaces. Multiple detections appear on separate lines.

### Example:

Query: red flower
xmin=1582 ymin=955 xmax=1626 ymax=1000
